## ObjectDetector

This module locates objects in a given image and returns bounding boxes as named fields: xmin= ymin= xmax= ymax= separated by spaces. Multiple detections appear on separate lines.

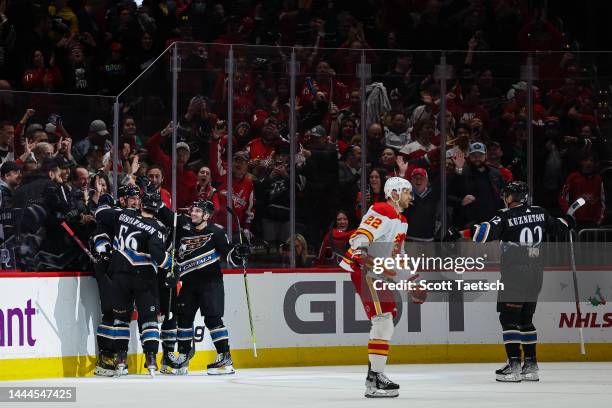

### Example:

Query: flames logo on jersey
xmin=178 ymin=234 xmax=213 ymax=259
xmin=391 ymin=233 xmax=406 ymax=257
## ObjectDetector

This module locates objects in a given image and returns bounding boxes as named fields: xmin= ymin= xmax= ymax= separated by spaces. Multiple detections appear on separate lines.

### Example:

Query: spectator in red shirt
xmin=21 ymin=49 xmax=63 ymax=92
xmin=450 ymin=83 xmax=490 ymax=131
xmin=502 ymin=81 xmax=545 ymax=126
xmin=145 ymin=122 xmax=197 ymax=209
xmin=245 ymin=116 xmax=282 ymax=177
xmin=213 ymin=151 xmax=255 ymax=241
xmin=400 ymin=119 xmax=437 ymax=160
xmin=194 ymin=165 xmax=220 ymax=211
xmin=145 ymin=165 xmax=172 ymax=209
xmin=316 ymin=210 xmax=354 ymax=266
xmin=486 ymin=141 xmax=513 ymax=183
xmin=300 ymin=60 xmax=350 ymax=112
xmin=559 ymin=151 xmax=605 ymax=229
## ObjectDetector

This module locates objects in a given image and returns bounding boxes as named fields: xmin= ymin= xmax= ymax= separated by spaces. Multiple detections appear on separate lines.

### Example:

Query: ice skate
xmin=521 ymin=357 xmax=539 ymax=381
xmin=171 ymin=353 xmax=190 ymax=375
xmin=496 ymin=358 xmax=522 ymax=382
xmin=365 ymin=367 xmax=399 ymax=398
xmin=207 ymin=352 xmax=235 ymax=375
xmin=160 ymin=351 xmax=178 ymax=375
xmin=144 ymin=352 xmax=157 ymax=378
xmin=94 ymin=352 xmax=116 ymax=377
xmin=115 ymin=351 xmax=128 ymax=377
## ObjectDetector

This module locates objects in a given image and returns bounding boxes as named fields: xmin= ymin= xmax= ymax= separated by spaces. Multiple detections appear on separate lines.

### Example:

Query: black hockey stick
xmin=167 ymin=211 xmax=179 ymax=321
xmin=226 ymin=206 xmax=258 ymax=358
xmin=567 ymin=197 xmax=586 ymax=354
xmin=61 ymin=221 xmax=97 ymax=263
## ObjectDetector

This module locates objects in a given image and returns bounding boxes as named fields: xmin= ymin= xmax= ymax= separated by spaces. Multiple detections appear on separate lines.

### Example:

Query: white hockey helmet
xmin=384 ymin=177 xmax=412 ymax=199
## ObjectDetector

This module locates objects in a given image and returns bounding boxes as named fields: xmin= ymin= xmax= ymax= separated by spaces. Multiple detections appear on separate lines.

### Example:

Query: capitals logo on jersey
xmin=178 ymin=234 xmax=213 ymax=259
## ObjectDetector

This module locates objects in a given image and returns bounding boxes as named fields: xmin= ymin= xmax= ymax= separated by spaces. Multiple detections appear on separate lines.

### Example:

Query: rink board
xmin=0 ymin=269 xmax=611 ymax=380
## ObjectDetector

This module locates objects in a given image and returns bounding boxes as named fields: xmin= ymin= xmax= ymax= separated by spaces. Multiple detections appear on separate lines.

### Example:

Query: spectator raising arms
xmin=146 ymin=122 xmax=197 ymax=210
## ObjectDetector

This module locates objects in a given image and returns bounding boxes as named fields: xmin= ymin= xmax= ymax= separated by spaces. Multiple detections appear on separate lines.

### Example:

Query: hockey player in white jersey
xmin=340 ymin=177 xmax=426 ymax=398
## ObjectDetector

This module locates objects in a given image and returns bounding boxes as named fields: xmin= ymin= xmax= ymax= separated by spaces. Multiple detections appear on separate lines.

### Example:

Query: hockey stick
xmin=168 ymin=211 xmax=178 ymax=321
xmin=566 ymin=197 xmax=586 ymax=355
xmin=61 ymin=221 xmax=97 ymax=263
xmin=226 ymin=206 xmax=258 ymax=358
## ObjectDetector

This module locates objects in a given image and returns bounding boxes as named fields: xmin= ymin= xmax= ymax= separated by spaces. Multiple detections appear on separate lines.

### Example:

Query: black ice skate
xmin=365 ymin=367 xmax=400 ymax=398
xmin=94 ymin=352 xmax=116 ymax=377
xmin=495 ymin=357 xmax=522 ymax=382
xmin=521 ymin=357 xmax=539 ymax=381
xmin=115 ymin=351 xmax=128 ymax=377
xmin=207 ymin=352 xmax=235 ymax=375
xmin=144 ymin=352 xmax=157 ymax=377
xmin=171 ymin=353 xmax=190 ymax=375
xmin=160 ymin=351 xmax=178 ymax=375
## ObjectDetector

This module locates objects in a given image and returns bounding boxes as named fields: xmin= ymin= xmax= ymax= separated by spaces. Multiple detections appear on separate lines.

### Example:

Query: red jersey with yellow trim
xmin=339 ymin=202 xmax=408 ymax=273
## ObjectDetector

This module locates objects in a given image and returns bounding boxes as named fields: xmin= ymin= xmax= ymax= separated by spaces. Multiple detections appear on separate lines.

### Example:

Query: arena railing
xmin=2 ymin=45 xmax=612 ymax=272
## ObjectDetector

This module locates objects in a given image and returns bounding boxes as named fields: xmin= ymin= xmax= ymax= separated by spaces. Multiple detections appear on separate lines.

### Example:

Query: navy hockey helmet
xmin=191 ymin=199 xmax=215 ymax=215
xmin=98 ymin=193 xmax=116 ymax=207
xmin=141 ymin=192 xmax=163 ymax=212
xmin=118 ymin=184 xmax=140 ymax=198
xmin=502 ymin=181 xmax=529 ymax=204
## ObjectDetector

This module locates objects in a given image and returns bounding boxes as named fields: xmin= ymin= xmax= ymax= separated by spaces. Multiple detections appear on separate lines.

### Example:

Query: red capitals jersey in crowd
xmin=400 ymin=140 xmax=438 ymax=160
xmin=209 ymin=133 xmax=237 ymax=184
xmin=245 ymin=138 xmax=277 ymax=163
xmin=195 ymin=183 xmax=221 ymax=213
xmin=213 ymin=174 xmax=255 ymax=231
xmin=299 ymin=78 xmax=350 ymax=111
xmin=559 ymin=171 xmax=605 ymax=224
xmin=316 ymin=228 xmax=355 ymax=266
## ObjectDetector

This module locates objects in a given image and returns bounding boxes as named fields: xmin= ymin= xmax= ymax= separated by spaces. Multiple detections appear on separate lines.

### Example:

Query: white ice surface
xmin=2 ymin=363 xmax=611 ymax=408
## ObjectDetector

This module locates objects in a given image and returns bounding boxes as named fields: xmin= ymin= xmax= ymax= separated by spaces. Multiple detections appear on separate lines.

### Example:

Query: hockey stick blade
xmin=567 ymin=197 xmax=586 ymax=217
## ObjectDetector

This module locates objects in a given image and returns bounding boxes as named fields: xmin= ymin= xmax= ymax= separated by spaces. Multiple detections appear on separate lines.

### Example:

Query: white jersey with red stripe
xmin=340 ymin=202 xmax=408 ymax=276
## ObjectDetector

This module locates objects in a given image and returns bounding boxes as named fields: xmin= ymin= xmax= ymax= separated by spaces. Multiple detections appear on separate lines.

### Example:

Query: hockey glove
xmin=443 ymin=226 xmax=461 ymax=242
xmin=164 ymin=269 xmax=179 ymax=288
xmin=234 ymin=243 xmax=251 ymax=260
xmin=562 ymin=214 xmax=576 ymax=230
xmin=407 ymin=274 xmax=427 ymax=304
xmin=91 ymin=242 xmax=112 ymax=264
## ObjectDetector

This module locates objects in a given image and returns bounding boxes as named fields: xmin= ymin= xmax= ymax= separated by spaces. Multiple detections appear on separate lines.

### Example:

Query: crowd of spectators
xmin=1 ymin=0 xmax=612 ymax=271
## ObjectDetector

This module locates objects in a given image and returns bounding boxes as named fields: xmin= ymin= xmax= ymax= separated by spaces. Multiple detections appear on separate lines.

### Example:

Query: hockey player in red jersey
xmin=340 ymin=176 xmax=425 ymax=398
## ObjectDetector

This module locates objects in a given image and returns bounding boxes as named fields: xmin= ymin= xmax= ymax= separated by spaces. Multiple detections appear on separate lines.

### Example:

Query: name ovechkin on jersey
xmin=506 ymin=213 xmax=545 ymax=227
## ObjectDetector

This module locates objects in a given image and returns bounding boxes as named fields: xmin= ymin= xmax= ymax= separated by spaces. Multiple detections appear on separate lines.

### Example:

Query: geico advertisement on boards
xmin=1 ymin=272 xmax=610 ymax=360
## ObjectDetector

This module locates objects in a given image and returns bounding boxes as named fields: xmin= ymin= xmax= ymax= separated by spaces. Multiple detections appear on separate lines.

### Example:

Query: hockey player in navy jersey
xmin=449 ymin=181 xmax=577 ymax=382
xmin=157 ymin=199 xmax=250 ymax=375
xmin=94 ymin=192 xmax=171 ymax=377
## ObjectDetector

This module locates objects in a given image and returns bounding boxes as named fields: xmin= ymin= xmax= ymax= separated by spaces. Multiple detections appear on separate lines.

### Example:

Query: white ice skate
xmin=521 ymin=357 xmax=539 ymax=381
xmin=495 ymin=358 xmax=522 ymax=382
